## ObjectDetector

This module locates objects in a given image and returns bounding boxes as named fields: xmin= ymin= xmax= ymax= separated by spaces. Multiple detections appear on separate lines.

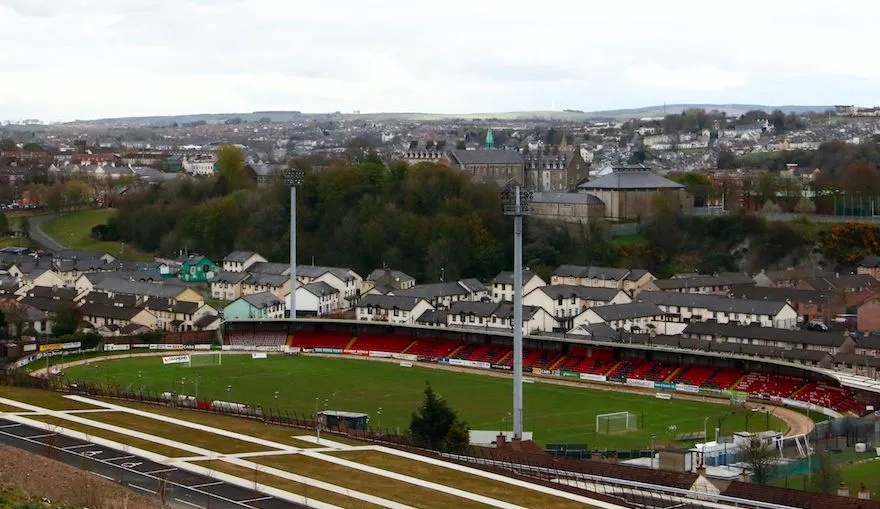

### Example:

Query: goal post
xmin=596 ymin=411 xmax=641 ymax=433
xmin=188 ymin=352 xmax=222 ymax=367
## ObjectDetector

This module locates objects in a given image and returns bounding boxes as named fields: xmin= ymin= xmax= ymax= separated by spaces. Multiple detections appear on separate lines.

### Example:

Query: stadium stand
xmin=454 ymin=343 xmax=511 ymax=364
xmin=405 ymin=339 xmax=462 ymax=358
xmin=225 ymin=330 xmax=288 ymax=346
xmin=793 ymin=382 xmax=864 ymax=414
xmin=734 ymin=372 xmax=805 ymax=398
xmin=349 ymin=334 xmax=412 ymax=353
xmin=672 ymin=365 xmax=716 ymax=387
xmin=289 ymin=331 xmax=352 ymax=349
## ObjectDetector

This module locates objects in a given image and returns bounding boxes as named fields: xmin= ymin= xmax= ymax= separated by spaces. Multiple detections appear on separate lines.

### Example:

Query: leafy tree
xmin=455 ymin=140 xmax=466 ymax=150
xmin=51 ymin=302 xmax=80 ymax=336
xmin=216 ymin=145 xmax=253 ymax=192
xmin=794 ymin=197 xmax=816 ymax=215
xmin=21 ymin=142 xmax=43 ymax=152
xmin=16 ymin=215 xmax=29 ymax=238
xmin=409 ymin=383 xmax=470 ymax=451
xmin=716 ymin=149 xmax=736 ymax=169
xmin=840 ymin=162 xmax=880 ymax=197
xmin=0 ymin=308 xmax=6 ymax=338
xmin=743 ymin=436 xmax=775 ymax=485
xmin=811 ymin=452 xmax=841 ymax=494
xmin=820 ymin=223 xmax=880 ymax=267
xmin=669 ymin=172 xmax=713 ymax=207
xmin=44 ymin=182 xmax=66 ymax=215
xmin=0 ymin=210 xmax=8 ymax=233
xmin=0 ymin=138 xmax=16 ymax=151
xmin=754 ymin=173 xmax=780 ymax=205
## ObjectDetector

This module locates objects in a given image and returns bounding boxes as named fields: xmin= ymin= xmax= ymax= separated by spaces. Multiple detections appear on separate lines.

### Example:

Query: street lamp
xmin=283 ymin=168 xmax=305 ymax=323
xmin=501 ymin=180 xmax=532 ymax=440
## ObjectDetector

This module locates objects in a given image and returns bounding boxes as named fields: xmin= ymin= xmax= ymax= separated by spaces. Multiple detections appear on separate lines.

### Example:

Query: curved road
xmin=28 ymin=214 xmax=65 ymax=251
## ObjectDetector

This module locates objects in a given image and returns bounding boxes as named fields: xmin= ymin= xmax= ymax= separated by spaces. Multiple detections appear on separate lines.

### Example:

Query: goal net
xmin=187 ymin=352 xmax=222 ymax=367
xmin=596 ymin=411 xmax=640 ymax=433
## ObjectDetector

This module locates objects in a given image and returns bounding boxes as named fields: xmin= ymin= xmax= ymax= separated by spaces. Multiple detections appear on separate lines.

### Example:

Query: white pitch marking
xmin=128 ymin=483 xmax=156 ymax=494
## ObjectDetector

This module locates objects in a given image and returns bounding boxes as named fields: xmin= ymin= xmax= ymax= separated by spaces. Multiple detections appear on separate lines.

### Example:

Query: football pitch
xmin=62 ymin=354 xmax=785 ymax=449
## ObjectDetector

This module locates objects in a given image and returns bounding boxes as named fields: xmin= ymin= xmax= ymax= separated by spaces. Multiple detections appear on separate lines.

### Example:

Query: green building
xmin=180 ymin=255 xmax=217 ymax=283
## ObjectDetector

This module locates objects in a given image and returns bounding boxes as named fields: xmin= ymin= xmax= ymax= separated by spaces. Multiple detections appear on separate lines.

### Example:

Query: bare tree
xmin=812 ymin=452 xmax=841 ymax=494
xmin=743 ymin=436 xmax=776 ymax=485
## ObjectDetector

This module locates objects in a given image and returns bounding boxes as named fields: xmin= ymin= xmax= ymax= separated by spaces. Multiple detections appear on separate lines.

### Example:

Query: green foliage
xmin=811 ymin=452 xmax=842 ymax=494
xmin=216 ymin=145 xmax=253 ymax=192
xmin=51 ymin=302 xmax=80 ymax=337
xmin=716 ymin=149 xmax=736 ymax=169
xmin=0 ymin=210 xmax=8 ymax=233
xmin=57 ymin=331 xmax=101 ymax=350
xmin=407 ymin=382 xmax=470 ymax=451
xmin=819 ymin=223 xmax=880 ymax=267
xmin=734 ymin=139 xmax=880 ymax=176
xmin=668 ymin=172 xmax=713 ymax=207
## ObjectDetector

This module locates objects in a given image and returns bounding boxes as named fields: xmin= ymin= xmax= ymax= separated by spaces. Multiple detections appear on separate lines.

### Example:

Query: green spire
xmin=485 ymin=128 xmax=495 ymax=149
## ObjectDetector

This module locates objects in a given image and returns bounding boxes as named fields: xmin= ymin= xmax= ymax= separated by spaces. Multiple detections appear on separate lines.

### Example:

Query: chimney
xmin=838 ymin=481 xmax=849 ymax=497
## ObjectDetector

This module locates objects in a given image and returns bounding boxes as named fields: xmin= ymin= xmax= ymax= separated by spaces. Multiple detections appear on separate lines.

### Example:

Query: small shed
xmin=318 ymin=410 xmax=369 ymax=432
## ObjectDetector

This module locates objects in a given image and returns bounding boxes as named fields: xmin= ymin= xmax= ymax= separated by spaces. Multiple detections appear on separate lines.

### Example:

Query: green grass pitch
xmin=62 ymin=355 xmax=785 ymax=449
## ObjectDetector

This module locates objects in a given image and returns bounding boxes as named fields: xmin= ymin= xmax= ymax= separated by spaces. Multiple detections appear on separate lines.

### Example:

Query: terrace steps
xmin=549 ymin=356 xmax=567 ymax=371
xmin=401 ymin=340 xmax=417 ymax=354
xmin=447 ymin=344 xmax=465 ymax=359
xmin=664 ymin=367 xmax=682 ymax=383
xmin=730 ymin=373 xmax=748 ymax=390
xmin=604 ymin=360 xmax=624 ymax=377
xmin=497 ymin=351 xmax=512 ymax=365
xmin=344 ymin=337 xmax=357 ymax=350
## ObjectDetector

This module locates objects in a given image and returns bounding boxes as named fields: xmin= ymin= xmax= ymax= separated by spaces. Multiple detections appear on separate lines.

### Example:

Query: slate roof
xmin=18 ymin=296 xmax=67 ymax=313
xmin=536 ymin=284 xmax=622 ymax=302
xmin=366 ymin=269 xmax=415 ymax=283
xmin=244 ymin=273 xmax=288 ymax=287
xmin=802 ymin=274 xmax=877 ymax=292
xmin=858 ymin=255 xmax=880 ymax=268
xmin=143 ymin=297 xmax=200 ymax=314
xmin=23 ymin=286 xmax=76 ymax=300
xmin=223 ymin=251 xmax=259 ymax=263
xmin=637 ymin=291 xmax=790 ymax=316
xmin=448 ymin=149 xmax=524 ymax=166
xmin=297 ymin=265 xmax=358 ymax=281
xmin=459 ymin=278 xmax=488 ymax=293
xmin=356 ymin=294 xmax=427 ymax=311
xmin=577 ymin=167 xmax=684 ymax=190
xmin=491 ymin=302 xmax=544 ymax=321
xmin=247 ymin=262 xmax=290 ymax=275
xmin=415 ymin=309 xmax=448 ymax=325
xmin=300 ymin=281 xmax=338 ymax=297
xmin=588 ymin=302 xmax=665 ymax=321
xmin=491 ymin=270 xmax=537 ymax=285
xmin=240 ymin=292 xmax=283 ymax=309
xmin=552 ymin=265 xmax=650 ymax=282
xmin=448 ymin=301 xmax=499 ymax=318
xmin=54 ymin=249 xmax=113 ymax=262
xmin=211 ymin=271 xmax=250 ymax=284
xmin=569 ymin=322 xmax=618 ymax=339
xmin=652 ymin=273 xmax=754 ymax=290
xmin=94 ymin=278 xmax=187 ymax=299
xmin=682 ymin=322 xmax=846 ymax=347
xmin=194 ymin=314 xmax=220 ymax=328
xmin=394 ymin=281 xmax=478 ymax=300
xmin=79 ymin=303 xmax=144 ymax=320
xmin=728 ymin=285 xmax=830 ymax=304
xmin=77 ymin=292 xmax=138 ymax=308
xmin=531 ymin=192 xmax=604 ymax=205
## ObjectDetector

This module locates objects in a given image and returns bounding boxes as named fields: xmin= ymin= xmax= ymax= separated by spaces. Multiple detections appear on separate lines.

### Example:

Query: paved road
xmin=27 ymin=214 xmax=65 ymax=251
xmin=0 ymin=418 xmax=308 ymax=509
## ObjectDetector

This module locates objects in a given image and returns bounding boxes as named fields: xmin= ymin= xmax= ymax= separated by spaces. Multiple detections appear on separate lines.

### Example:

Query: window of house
xmin=469 ymin=315 xmax=475 ymax=323
xmin=570 ymin=296 xmax=576 ymax=304
xmin=557 ymin=298 xmax=563 ymax=306
xmin=393 ymin=309 xmax=400 ymax=317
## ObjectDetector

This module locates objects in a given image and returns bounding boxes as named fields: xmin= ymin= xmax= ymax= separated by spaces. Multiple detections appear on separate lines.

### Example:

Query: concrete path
xmin=28 ymin=214 xmax=65 ymax=251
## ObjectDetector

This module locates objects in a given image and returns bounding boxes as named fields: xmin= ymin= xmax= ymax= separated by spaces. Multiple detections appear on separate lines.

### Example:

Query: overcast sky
xmin=1 ymin=0 xmax=877 ymax=121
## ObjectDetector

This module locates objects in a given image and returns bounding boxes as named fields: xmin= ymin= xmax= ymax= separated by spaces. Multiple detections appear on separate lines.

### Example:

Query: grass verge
xmin=24 ymin=415 xmax=194 ymax=458
xmin=40 ymin=209 xmax=152 ymax=261
xmin=189 ymin=460 xmax=385 ymax=509
xmin=0 ymin=387 xmax=99 ymax=411
xmin=76 ymin=411 xmax=277 ymax=454
xmin=332 ymin=450 xmax=587 ymax=509
xmin=253 ymin=454 xmax=483 ymax=509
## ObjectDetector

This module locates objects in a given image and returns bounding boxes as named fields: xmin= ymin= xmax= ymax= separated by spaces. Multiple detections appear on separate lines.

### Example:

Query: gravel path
xmin=28 ymin=214 xmax=65 ymax=251
xmin=38 ymin=351 xmax=815 ymax=438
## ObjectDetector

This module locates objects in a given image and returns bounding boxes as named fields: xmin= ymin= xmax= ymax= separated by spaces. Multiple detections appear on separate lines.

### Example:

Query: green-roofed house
xmin=179 ymin=255 xmax=218 ymax=283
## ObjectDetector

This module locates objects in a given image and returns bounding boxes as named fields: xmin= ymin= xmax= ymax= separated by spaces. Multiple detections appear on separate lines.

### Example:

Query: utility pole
xmin=501 ymin=181 xmax=532 ymax=439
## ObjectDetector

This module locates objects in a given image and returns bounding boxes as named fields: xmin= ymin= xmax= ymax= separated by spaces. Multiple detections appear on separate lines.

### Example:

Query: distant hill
xmin=68 ymin=104 xmax=834 ymax=126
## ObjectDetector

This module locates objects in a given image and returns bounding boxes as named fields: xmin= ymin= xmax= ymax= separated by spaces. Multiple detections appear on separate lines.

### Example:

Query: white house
xmin=550 ymin=265 xmax=655 ymax=295
xmin=391 ymin=279 xmax=488 ymax=309
xmin=445 ymin=301 xmax=558 ymax=334
xmin=355 ymin=294 xmax=434 ymax=325
xmin=572 ymin=302 xmax=685 ymax=335
xmin=182 ymin=156 xmax=217 ymax=176
xmin=489 ymin=270 xmax=546 ymax=303
xmin=635 ymin=291 xmax=799 ymax=329
xmin=297 ymin=265 xmax=363 ymax=306
xmin=289 ymin=281 xmax=341 ymax=316
xmin=523 ymin=285 xmax=632 ymax=329
xmin=210 ymin=271 xmax=249 ymax=301
xmin=222 ymin=251 xmax=267 ymax=273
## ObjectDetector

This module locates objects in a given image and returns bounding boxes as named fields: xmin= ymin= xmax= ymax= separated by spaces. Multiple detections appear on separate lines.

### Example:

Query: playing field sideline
xmin=61 ymin=354 xmax=786 ymax=449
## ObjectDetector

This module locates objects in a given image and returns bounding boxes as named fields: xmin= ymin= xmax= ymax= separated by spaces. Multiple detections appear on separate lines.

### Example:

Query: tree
xmin=811 ymin=452 xmax=841 ymax=494
xmin=716 ymin=149 xmax=736 ymax=169
xmin=743 ymin=436 xmax=775 ymax=485
xmin=455 ymin=140 xmax=466 ymax=150
xmin=17 ymin=215 xmax=29 ymax=238
xmin=216 ymin=145 xmax=252 ymax=192
xmin=0 ymin=210 xmax=8 ymax=234
xmin=755 ymin=172 xmax=779 ymax=205
xmin=794 ymin=197 xmax=816 ymax=215
xmin=840 ymin=162 xmax=880 ymax=198
xmin=51 ymin=302 xmax=80 ymax=336
xmin=669 ymin=172 xmax=713 ymax=208
xmin=0 ymin=300 xmax=29 ymax=340
xmin=409 ymin=383 xmax=470 ymax=451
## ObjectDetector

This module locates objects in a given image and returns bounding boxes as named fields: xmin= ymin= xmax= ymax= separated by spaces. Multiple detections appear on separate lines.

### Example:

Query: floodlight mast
xmin=501 ymin=181 xmax=532 ymax=440
xmin=284 ymin=168 xmax=305 ymax=324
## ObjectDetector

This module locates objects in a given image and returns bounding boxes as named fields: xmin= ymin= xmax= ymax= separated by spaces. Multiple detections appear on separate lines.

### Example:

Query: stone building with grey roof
xmin=576 ymin=165 xmax=693 ymax=220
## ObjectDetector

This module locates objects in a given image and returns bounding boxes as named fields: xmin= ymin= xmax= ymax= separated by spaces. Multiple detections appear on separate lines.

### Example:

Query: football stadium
xmin=3 ymin=317 xmax=878 ymax=509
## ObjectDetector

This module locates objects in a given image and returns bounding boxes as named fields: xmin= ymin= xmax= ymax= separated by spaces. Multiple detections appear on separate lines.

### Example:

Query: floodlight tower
xmin=284 ymin=168 xmax=305 ymax=322
xmin=501 ymin=181 xmax=532 ymax=439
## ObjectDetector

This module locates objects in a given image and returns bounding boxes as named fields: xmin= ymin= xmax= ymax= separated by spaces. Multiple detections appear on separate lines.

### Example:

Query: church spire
xmin=485 ymin=128 xmax=495 ymax=149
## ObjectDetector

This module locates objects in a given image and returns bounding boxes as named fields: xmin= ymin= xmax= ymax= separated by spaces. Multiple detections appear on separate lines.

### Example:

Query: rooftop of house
xmin=637 ymin=291 xmax=790 ymax=316
xmin=577 ymin=166 xmax=684 ymax=190
xmin=531 ymin=192 xmax=604 ymax=206
xmin=366 ymin=268 xmax=415 ymax=283
xmin=240 ymin=291 xmax=283 ymax=309
xmin=535 ymin=284 xmax=623 ymax=301
xmin=682 ymin=321 xmax=847 ymax=347
xmin=651 ymin=273 xmax=755 ymax=290
xmin=223 ymin=251 xmax=260 ymax=263
xmin=448 ymin=149 xmax=524 ymax=166
xmin=491 ymin=270 xmax=539 ymax=285
xmin=300 ymin=281 xmax=338 ymax=297
xmin=357 ymin=294 xmax=429 ymax=311
xmin=588 ymin=302 xmax=665 ymax=321
xmin=552 ymin=264 xmax=651 ymax=282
